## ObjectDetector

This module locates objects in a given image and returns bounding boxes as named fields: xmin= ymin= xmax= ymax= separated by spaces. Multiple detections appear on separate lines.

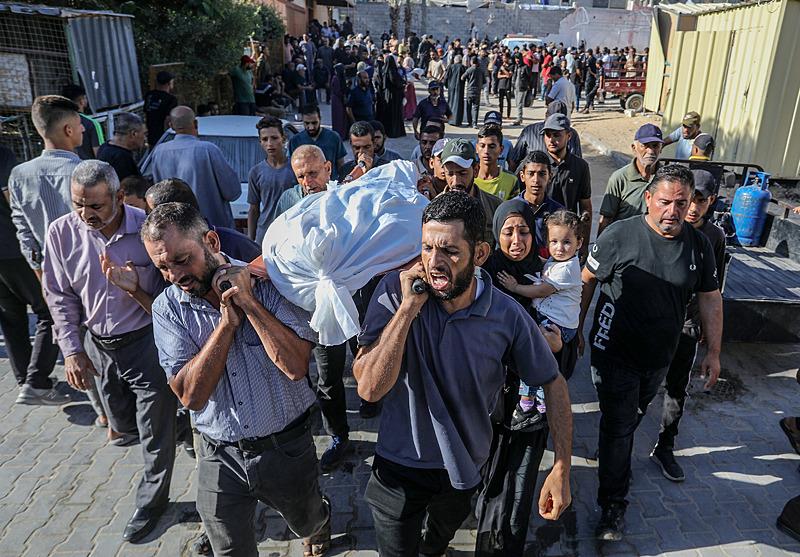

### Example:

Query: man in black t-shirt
xmin=650 ymin=169 xmax=726 ymax=484
xmin=578 ymin=165 xmax=722 ymax=542
xmin=144 ymin=71 xmax=178 ymax=148
xmin=97 ymin=113 xmax=146 ymax=181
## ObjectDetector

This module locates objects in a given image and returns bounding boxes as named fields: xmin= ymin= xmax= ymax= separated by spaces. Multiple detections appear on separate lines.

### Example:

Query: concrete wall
xmin=340 ymin=4 xmax=573 ymax=42
xmin=541 ymin=6 xmax=653 ymax=50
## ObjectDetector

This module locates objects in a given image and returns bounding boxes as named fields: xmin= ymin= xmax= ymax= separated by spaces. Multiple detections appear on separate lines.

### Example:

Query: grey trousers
xmin=196 ymin=423 xmax=329 ymax=557
xmin=85 ymin=327 xmax=176 ymax=510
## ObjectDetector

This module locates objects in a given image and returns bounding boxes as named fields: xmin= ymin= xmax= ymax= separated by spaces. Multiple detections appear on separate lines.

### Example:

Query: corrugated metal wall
xmin=647 ymin=0 xmax=800 ymax=178
xmin=66 ymin=15 xmax=142 ymax=111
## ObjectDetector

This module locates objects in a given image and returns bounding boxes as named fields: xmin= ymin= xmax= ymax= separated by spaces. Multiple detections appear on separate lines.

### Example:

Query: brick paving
xmin=2 ymin=92 xmax=800 ymax=556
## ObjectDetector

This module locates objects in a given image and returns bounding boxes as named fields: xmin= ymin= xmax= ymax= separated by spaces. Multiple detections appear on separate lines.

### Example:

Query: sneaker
xmin=596 ymin=504 xmax=625 ymax=541
xmin=510 ymin=404 xmax=543 ymax=431
xmin=320 ymin=435 xmax=350 ymax=472
xmin=15 ymin=384 xmax=70 ymax=406
xmin=359 ymin=399 xmax=381 ymax=419
xmin=650 ymin=447 xmax=685 ymax=482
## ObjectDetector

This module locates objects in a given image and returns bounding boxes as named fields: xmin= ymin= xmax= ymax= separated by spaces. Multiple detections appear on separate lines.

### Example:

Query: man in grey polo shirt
xmin=597 ymin=123 xmax=664 ymax=236
xmin=354 ymin=191 xmax=573 ymax=557
xmin=145 ymin=203 xmax=330 ymax=557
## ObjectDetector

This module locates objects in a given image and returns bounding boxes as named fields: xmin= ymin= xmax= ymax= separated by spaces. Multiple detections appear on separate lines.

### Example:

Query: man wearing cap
xmin=690 ymin=133 xmax=715 ymax=161
xmin=440 ymin=139 xmax=502 ymax=243
xmin=664 ymin=111 xmax=702 ymax=159
xmin=143 ymin=71 xmax=178 ymax=148
xmin=597 ymin=123 xmax=664 ymax=236
xmin=649 ymin=169 xmax=726 ymax=484
xmin=508 ymin=101 xmax=582 ymax=173
xmin=413 ymin=81 xmax=452 ymax=139
xmin=474 ymin=125 xmax=518 ymax=201
xmin=580 ymin=164 xmax=723 ymax=541
xmin=230 ymin=56 xmax=257 ymax=116
xmin=541 ymin=113 xmax=592 ymax=257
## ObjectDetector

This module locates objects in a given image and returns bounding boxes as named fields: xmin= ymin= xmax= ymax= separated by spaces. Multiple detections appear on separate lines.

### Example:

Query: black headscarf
xmin=483 ymin=198 xmax=543 ymax=306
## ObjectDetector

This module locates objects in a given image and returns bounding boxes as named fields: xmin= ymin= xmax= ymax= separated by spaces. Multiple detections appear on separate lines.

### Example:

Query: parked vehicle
xmin=602 ymin=61 xmax=646 ymax=111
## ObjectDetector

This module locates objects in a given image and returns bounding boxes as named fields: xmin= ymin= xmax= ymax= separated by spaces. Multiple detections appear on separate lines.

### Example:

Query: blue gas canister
xmin=731 ymin=171 xmax=771 ymax=246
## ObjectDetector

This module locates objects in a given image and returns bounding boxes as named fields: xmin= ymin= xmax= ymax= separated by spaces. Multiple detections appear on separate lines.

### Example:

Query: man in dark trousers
xmin=462 ymin=56 xmax=485 ymax=128
xmin=650 ymin=169 xmax=727 ymax=483
xmin=579 ymin=164 xmax=723 ymax=542
xmin=354 ymin=192 xmax=573 ymax=557
xmin=0 ymin=144 xmax=64 ymax=405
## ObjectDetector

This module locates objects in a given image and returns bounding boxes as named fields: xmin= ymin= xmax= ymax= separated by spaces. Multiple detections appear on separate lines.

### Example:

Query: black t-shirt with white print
xmin=586 ymin=215 xmax=718 ymax=371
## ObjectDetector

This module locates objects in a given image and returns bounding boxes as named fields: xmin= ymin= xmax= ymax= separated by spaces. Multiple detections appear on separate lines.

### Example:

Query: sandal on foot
xmin=303 ymin=497 xmax=331 ymax=557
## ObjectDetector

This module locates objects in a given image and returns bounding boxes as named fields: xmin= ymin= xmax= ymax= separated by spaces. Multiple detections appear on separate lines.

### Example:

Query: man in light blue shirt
xmin=146 ymin=106 xmax=240 ymax=228
xmin=664 ymin=111 xmax=702 ymax=160
xmin=145 ymin=202 xmax=330 ymax=556
xmin=545 ymin=66 xmax=570 ymax=106
xmin=288 ymin=104 xmax=346 ymax=181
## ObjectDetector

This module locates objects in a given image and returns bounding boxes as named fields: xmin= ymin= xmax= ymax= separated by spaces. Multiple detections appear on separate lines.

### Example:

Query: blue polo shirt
xmin=413 ymin=97 xmax=452 ymax=129
xmin=288 ymin=128 xmax=347 ymax=181
xmin=347 ymin=85 xmax=375 ymax=121
xmin=358 ymin=268 xmax=559 ymax=489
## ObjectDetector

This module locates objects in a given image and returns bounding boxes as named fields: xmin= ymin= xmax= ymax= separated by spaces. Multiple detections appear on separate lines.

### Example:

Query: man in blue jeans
xmin=579 ymin=164 xmax=723 ymax=542
xmin=354 ymin=192 xmax=573 ymax=557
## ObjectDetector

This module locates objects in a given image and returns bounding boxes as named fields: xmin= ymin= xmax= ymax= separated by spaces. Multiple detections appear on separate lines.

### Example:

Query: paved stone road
xmin=2 ymin=87 xmax=800 ymax=557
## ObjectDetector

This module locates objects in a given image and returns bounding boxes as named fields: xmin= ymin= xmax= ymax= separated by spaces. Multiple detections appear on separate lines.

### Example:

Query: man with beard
xmin=370 ymin=120 xmax=403 ymax=165
xmin=341 ymin=121 xmax=379 ymax=178
xmin=440 ymin=139 xmax=502 ymax=244
xmin=288 ymin=104 xmax=347 ymax=182
xmin=663 ymin=111 xmax=703 ymax=160
xmin=579 ymin=165 xmax=722 ymax=541
xmin=354 ymin=191 xmax=573 ymax=557
xmin=597 ymin=124 xmax=664 ymax=236
xmin=42 ymin=160 xmax=177 ymax=543
xmin=412 ymin=81 xmax=452 ymax=139
xmin=413 ymin=126 xmax=442 ymax=177
xmin=145 ymin=202 xmax=330 ymax=557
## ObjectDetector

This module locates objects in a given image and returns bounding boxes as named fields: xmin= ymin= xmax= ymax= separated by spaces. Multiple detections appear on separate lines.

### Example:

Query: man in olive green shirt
xmin=597 ymin=124 xmax=664 ymax=236
xmin=230 ymin=55 xmax=257 ymax=115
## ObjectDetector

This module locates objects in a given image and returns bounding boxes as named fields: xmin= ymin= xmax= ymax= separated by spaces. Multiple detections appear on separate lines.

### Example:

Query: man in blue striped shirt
xmin=145 ymin=203 xmax=330 ymax=556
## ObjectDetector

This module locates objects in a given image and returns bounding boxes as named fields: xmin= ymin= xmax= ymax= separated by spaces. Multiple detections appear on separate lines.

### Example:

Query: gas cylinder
xmin=731 ymin=171 xmax=771 ymax=246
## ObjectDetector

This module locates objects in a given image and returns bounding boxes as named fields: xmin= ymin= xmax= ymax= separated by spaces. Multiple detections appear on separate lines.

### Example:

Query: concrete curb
xmin=581 ymin=131 xmax=629 ymax=169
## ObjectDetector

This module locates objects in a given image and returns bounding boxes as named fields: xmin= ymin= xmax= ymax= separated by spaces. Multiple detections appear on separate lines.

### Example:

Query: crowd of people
xmin=0 ymin=17 xmax=738 ymax=557
xmin=225 ymin=27 xmax=649 ymax=142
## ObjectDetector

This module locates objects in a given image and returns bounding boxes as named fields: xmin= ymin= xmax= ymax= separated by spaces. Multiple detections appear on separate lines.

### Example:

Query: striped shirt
xmin=8 ymin=149 xmax=81 ymax=270
xmin=151 ymin=264 xmax=318 ymax=442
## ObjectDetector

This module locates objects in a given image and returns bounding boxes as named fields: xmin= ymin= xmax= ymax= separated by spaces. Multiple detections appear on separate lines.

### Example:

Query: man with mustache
xmin=579 ymin=165 xmax=723 ymax=542
xmin=42 ymin=160 xmax=177 ymax=543
xmin=440 ymin=139 xmax=502 ymax=244
xmin=145 ymin=202 xmax=330 ymax=556
xmin=354 ymin=191 xmax=573 ymax=557
xmin=597 ymin=123 xmax=664 ymax=236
